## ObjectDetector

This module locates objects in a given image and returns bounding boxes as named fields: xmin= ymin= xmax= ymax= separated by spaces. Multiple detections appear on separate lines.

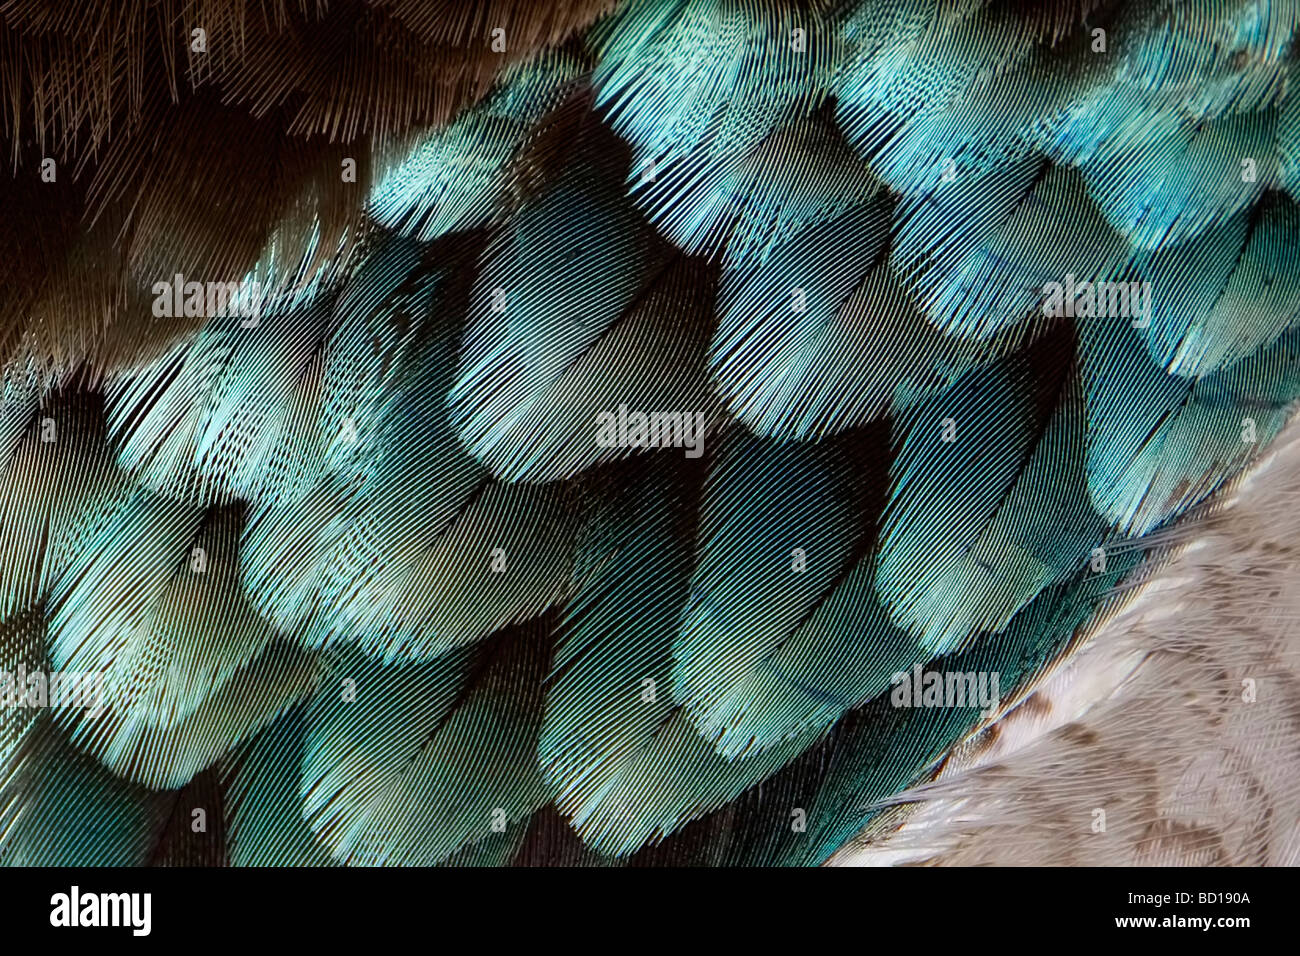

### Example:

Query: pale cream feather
xmin=834 ymin=421 xmax=1300 ymax=866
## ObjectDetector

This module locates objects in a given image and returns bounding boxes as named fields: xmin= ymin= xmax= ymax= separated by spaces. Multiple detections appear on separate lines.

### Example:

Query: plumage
xmin=1 ymin=0 xmax=1299 ymax=869
xmin=890 ymin=160 xmax=1127 ymax=340
xmin=369 ymin=51 xmax=588 ymax=240
xmin=1080 ymin=311 xmax=1300 ymax=535
xmin=672 ymin=427 xmax=908 ymax=754
xmin=1079 ymin=106 xmax=1280 ymax=250
xmin=875 ymin=341 xmax=1107 ymax=653
xmin=300 ymin=624 xmax=550 ymax=865
xmin=1134 ymin=193 xmax=1300 ymax=376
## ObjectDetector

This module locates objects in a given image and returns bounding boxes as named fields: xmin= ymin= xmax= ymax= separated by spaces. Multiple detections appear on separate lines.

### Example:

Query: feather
xmin=890 ymin=160 xmax=1127 ymax=341
xmin=875 ymin=338 xmax=1106 ymax=652
xmin=833 ymin=0 xmax=1058 ymax=194
xmin=1107 ymin=0 xmax=1298 ymax=120
xmin=0 ymin=609 xmax=45 ymax=765
xmin=710 ymin=193 xmax=1001 ymax=439
xmin=449 ymin=110 xmax=723 ymax=481
xmin=45 ymin=496 xmax=320 ymax=788
xmin=1079 ymin=107 xmax=1280 ymax=250
xmin=300 ymin=623 xmax=550 ymax=865
xmin=540 ymin=456 xmax=697 ymax=812
xmin=769 ymin=550 xmax=1146 ymax=865
xmin=369 ymin=51 xmax=586 ymax=240
xmin=105 ymin=298 xmax=333 ymax=505
xmin=0 ymin=393 xmax=125 ymax=622
xmin=55 ymin=624 xmax=319 ymax=790
xmin=0 ymin=717 xmax=170 ymax=865
xmin=1282 ymin=80 xmax=1300 ymax=194
xmin=1135 ymin=192 xmax=1300 ymax=376
xmin=540 ymin=452 xmax=827 ymax=855
xmin=221 ymin=707 xmax=340 ymax=867
xmin=458 ymin=249 xmax=720 ymax=481
xmin=1039 ymin=1 xmax=1298 ymax=170
xmin=1080 ymin=312 xmax=1300 ymax=535
xmin=562 ymin=706 xmax=821 ymax=855
xmin=106 ymin=232 xmax=429 ymax=506
xmin=592 ymin=0 xmax=841 ymax=192
xmin=625 ymin=103 xmax=881 ymax=267
xmin=673 ymin=427 xmax=932 ymax=754
xmin=319 ymin=478 xmax=584 ymax=660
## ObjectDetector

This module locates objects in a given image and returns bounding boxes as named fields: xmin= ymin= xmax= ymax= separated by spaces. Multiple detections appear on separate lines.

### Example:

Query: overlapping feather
xmin=3 ymin=0 xmax=1300 ymax=869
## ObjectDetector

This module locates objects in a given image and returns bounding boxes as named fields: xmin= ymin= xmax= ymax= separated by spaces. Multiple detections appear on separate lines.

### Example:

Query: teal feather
xmin=0 ymin=394 xmax=125 ymax=622
xmin=322 ymin=479 xmax=583 ymax=661
xmin=450 ymin=113 xmax=705 ymax=480
xmin=677 ymin=429 xmax=931 ymax=754
xmin=106 ymin=232 xmax=431 ymax=508
xmin=761 ymin=548 xmax=1146 ymax=865
xmin=105 ymin=292 xmax=334 ymax=505
xmin=592 ymin=0 xmax=841 ymax=193
xmin=875 ymin=339 xmax=1106 ymax=652
xmin=300 ymin=624 xmax=550 ymax=866
xmin=0 ymin=609 xmax=45 ymax=767
xmin=0 ymin=717 xmax=171 ymax=865
xmin=839 ymin=4 xmax=1137 ymax=196
xmin=1281 ymin=78 xmax=1300 ymax=193
xmin=368 ymin=51 xmax=586 ymax=241
xmin=238 ymin=256 xmax=478 ymax=636
xmin=1081 ymin=311 xmax=1300 ymax=535
xmin=539 ymin=451 xmax=823 ymax=854
xmin=562 ymin=706 xmax=821 ymax=855
xmin=540 ymin=456 xmax=698 ymax=819
xmin=1079 ymin=107 xmax=1280 ymax=250
xmin=1040 ymin=1 xmax=1297 ymax=170
xmin=458 ymin=252 xmax=719 ymax=482
xmin=46 ymin=496 xmax=319 ymax=788
xmin=1108 ymin=0 xmax=1298 ymax=120
xmin=672 ymin=427 xmax=925 ymax=755
xmin=1135 ymin=193 xmax=1300 ymax=376
xmin=221 ymin=706 xmax=340 ymax=867
xmin=833 ymin=0 xmax=1038 ymax=195
xmin=628 ymin=111 xmax=881 ymax=267
xmin=240 ymin=244 xmax=585 ymax=662
xmin=710 ymin=197 xmax=909 ymax=437
xmin=890 ymin=160 xmax=1127 ymax=340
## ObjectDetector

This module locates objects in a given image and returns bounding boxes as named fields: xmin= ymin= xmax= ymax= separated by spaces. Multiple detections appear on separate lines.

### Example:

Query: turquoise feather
xmin=1134 ymin=193 xmax=1300 ymax=376
xmin=1081 ymin=311 xmax=1300 ymax=535
xmin=890 ymin=160 xmax=1127 ymax=340
xmin=875 ymin=340 xmax=1106 ymax=652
